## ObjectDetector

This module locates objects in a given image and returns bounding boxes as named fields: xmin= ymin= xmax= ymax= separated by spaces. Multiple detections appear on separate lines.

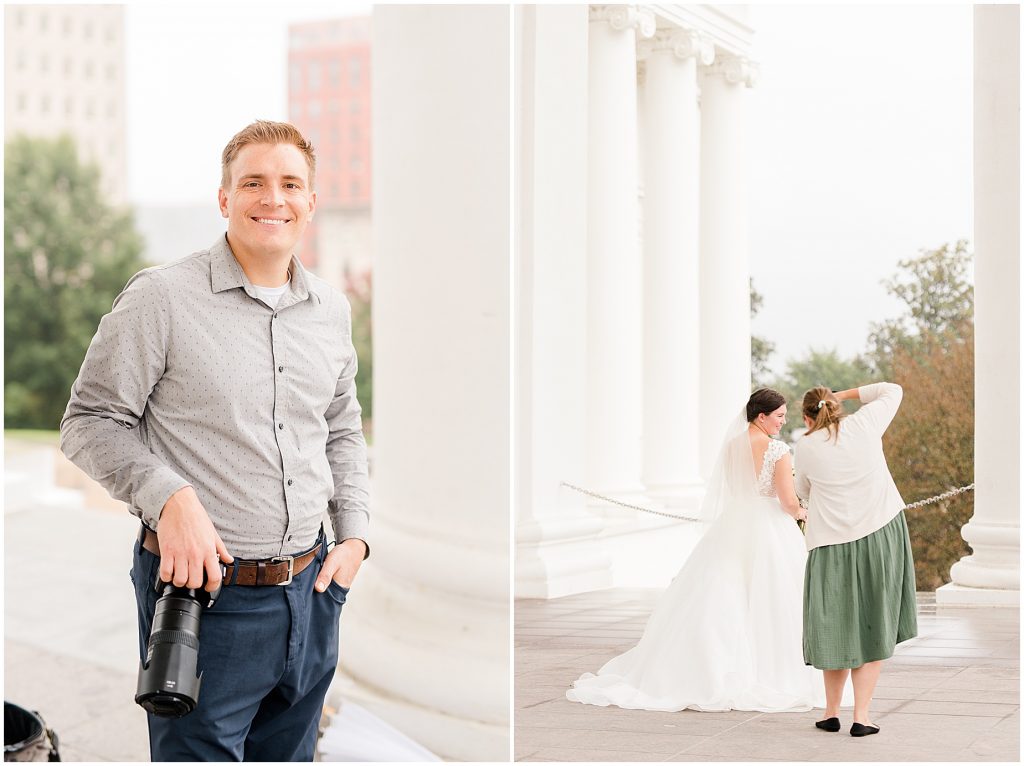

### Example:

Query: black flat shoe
xmin=815 ymin=717 xmax=840 ymax=732
xmin=850 ymin=722 xmax=880 ymax=737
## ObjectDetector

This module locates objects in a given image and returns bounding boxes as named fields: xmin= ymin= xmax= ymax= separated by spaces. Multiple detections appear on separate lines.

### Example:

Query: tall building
xmin=288 ymin=16 xmax=372 ymax=286
xmin=4 ymin=5 xmax=127 ymax=204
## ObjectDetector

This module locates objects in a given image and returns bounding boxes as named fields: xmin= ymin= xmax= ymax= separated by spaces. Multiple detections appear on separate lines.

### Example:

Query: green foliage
xmin=345 ymin=270 xmax=373 ymax=436
xmin=768 ymin=349 xmax=872 ymax=441
xmin=867 ymin=241 xmax=974 ymax=377
xmin=866 ymin=243 xmax=975 ymax=591
xmin=750 ymin=279 xmax=776 ymax=387
xmin=884 ymin=321 xmax=974 ymax=591
xmin=4 ymin=134 xmax=146 ymax=429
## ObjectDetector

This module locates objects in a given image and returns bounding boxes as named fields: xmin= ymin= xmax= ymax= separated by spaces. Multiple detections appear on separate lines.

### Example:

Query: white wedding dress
xmin=567 ymin=412 xmax=835 ymax=713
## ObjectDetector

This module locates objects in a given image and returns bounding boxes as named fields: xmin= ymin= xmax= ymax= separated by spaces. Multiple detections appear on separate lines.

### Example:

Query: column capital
xmin=705 ymin=54 xmax=760 ymax=88
xmin=589 ymin=5 xmax=656 ymax=38
xmin=638 ymin=28 xmax=715 ymax=66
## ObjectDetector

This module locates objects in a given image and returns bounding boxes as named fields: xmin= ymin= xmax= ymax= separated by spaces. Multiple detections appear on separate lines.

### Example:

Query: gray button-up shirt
xmin=60 ymin=236 xmax=370 ymax=560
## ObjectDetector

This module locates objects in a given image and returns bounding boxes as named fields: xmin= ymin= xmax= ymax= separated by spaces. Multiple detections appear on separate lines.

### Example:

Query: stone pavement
xmin=5 ymin=441 xmax=150 ymax=761
xmin=515 ymin=589 xmax=1019 ymax=762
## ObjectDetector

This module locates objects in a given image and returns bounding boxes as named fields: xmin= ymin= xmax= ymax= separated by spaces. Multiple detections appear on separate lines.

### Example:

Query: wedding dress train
xmin=567 ymin=413 xmax=837 ymax=713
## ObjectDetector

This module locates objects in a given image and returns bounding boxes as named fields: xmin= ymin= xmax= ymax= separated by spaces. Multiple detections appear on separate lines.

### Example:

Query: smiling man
xmin=60 ymin=121 xmax=369 ymax=761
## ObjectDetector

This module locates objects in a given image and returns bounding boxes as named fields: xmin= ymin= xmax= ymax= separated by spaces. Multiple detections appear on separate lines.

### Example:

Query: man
xmin=60 ymin=120 xmax=369 ymax=761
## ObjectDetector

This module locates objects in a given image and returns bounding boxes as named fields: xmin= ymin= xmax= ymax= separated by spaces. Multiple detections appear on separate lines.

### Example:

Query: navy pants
xmin=130 ymin=533 xmax=348 ymax=762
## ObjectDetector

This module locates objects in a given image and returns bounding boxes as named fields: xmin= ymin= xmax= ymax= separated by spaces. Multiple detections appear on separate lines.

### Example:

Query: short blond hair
xmin=220 ymin=120 xmax=316 ymax=189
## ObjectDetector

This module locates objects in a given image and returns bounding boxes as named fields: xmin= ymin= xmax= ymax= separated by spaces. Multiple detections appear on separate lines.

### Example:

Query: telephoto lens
xmin=135 ymin=573 xmax=222 ymax=718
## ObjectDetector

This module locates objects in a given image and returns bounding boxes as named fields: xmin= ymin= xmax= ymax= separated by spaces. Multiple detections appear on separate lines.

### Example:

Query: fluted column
xmin=697 ymin=54 xmax=758 ymax=479
xmin=332 ymin=6 xmax=509 ymax=760
xmin=638 ymin=28 xmax=713 ymax=505
xmin=938 ymin=5 xmax=1019 ymax=606
xmin=586 ymin=5 xmax=654 ymax=496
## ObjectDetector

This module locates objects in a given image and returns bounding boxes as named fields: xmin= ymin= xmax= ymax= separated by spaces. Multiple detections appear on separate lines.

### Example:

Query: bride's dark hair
xmin=746 ymin=388 xmax=786 ymax=423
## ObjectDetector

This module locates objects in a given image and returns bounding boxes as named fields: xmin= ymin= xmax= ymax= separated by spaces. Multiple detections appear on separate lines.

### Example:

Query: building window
xmin=65 ymin=97 xmax=74 ymax=117
xmin=308 ymin=62 xmax=320 ymax=91
xmin=83 ymin=19 xmax=93 ymax=39
xmin=290 ymin=62 xmax=302 ymax=91
xmin=64 ymin=57 xmax=73 ymax=77
xmin=38 ymin=12 xmax=49 ymax=32
xmin=328 ymin=59 xmax=340 ymax=87
xmin=331 ymin=181 xmax=340 ymax=197
xmin=350 ymin=179 xmax=361 ymax=197
xmin=328 ymin=98 xmax=339 ymax=115
xmin=351 ymin=124 xmax=360 ymax=142
xmin=349 ymin=56 xmax=362 ymax=87
xmin=289 ymin=102 xmax=302 ymax=121
xmin=40 ymin=95 xmax=50 ymax=114
xmin=105 ymin=22 xmax=117 ymax=44
xmin=349 ymin=100 xmax=361 ymax=115
xmin=85 ymin=101 xmax=95 ymax=119
xmin=309 ymin=100 xmax=321 ymax=119
xmin=350 ymin=156 xmax=362 ymax=172
xmin=62 ymin=15 xmax=73 ymax=36
xmin=16 ymin=93 xmax=27 ymax=112
xmin=16 ymin=51 xmax=26 ymax=71
xmin=15 ymin=7 xmax=25 ymax=27
xmin=106 ymin=101 xmax=116 ymax=119
xmin=105 ymin=62 xmax=116 ymax=80
xmin=39 ymin=54 xmax=49 ymax=73
xmin=84 ymin=60 xmax=94 ymax=79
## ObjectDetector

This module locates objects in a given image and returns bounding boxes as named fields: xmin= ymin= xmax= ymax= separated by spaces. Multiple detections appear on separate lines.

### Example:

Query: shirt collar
xmin=210 ymin=234 xmax=312 ymax=305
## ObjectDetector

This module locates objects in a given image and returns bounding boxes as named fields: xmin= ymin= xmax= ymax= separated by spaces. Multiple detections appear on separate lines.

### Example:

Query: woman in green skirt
xmin=794 ymin=382 xmax=917 ymax=738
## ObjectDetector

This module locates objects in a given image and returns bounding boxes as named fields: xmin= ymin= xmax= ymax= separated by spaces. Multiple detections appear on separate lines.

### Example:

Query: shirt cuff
xmin=135 ymin=469 xmax=192 ymax=530
xmin=332 ymin=509 xmax=370 ymax=559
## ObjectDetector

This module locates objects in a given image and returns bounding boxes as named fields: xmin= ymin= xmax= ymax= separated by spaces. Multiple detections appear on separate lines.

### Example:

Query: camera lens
xmin=135 ymin=587 xmax=205 ymax=718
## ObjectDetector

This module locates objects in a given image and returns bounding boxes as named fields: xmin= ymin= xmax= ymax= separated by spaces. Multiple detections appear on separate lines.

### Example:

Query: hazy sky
xmin=124 ymin=3 xmax=974 ymax=376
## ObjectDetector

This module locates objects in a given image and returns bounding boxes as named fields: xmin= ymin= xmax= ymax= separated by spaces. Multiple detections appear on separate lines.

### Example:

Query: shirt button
xmin=278 ymin=423 xmax=284 ymax=430
xmin=278 ymin=366 xmax=284 ymax=372
xmin=287 ymin=479 xmax=293 ymax=486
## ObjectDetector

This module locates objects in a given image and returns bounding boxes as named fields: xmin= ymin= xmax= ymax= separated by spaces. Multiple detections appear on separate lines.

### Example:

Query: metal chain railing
xmin=560 ymin=480 xmax=975 ymax=523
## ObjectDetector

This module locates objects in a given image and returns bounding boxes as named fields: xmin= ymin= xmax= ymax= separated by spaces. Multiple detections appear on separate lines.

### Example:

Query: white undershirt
xmin=252 ymin=280 xmax=290 ymax=309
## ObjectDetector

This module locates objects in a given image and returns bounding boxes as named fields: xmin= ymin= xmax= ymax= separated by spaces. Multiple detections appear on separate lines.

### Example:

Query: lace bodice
xmin=756 ymin=439 xmax=791 ymax=497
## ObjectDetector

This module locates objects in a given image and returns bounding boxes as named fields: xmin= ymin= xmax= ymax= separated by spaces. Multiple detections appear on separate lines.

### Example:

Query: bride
xmin=567 ymin=388 xmax=837 ymax=713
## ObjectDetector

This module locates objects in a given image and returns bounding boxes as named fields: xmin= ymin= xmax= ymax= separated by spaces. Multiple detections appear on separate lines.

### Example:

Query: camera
xmin=134 ymin=568 xmax=223 ymax=718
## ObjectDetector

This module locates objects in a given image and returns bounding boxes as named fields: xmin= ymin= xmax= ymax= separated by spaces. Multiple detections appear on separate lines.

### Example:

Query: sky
xmin=123 ymin=3 xmax=974 ymax=377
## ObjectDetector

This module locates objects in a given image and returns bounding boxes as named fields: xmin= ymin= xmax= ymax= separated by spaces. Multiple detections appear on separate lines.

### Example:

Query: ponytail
xmin=802 ymin=387 xmax=845 ymax=441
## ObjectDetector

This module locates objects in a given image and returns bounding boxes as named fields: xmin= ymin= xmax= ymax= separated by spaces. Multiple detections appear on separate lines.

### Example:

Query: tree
xmin=884 ymin=320 xmax=974 ymax=590
xmin=750 ymin=279 xmax=776 ymax=387
xmin=5 ymin=135 xmax=146 ymax=429
xmin=867 ymin=240 xmax=974 ymax=377
xmin=345 ymin=269 xmax=373 ymax=437
xmin=866 ymin=242 xmax=975 ymax=590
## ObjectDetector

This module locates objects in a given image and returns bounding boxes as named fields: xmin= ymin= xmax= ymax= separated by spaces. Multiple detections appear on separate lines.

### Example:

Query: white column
xmin=698 ymin=54 xmax=758 ymax=479
xmin=586 ymin=4 xmax=654 ymax=496
xmin=638 ymin=28 xmax=713 ymax=506
xmin=515 ymin=5 xmax=613 ymax=599
xmin=332 ymin=7 xmax=509 ymax=760
xmin=937 ymin=5 xmax=1019 ymax=607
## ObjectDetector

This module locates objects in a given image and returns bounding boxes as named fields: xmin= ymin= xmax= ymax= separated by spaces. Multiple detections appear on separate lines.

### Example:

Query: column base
xmin=327 ymin=672 xmax=507 ymax=762
xmin=935 ymin=581 xmax=1020 ymax=607
xmin=517 ymin=515 xmax=614 ymax=599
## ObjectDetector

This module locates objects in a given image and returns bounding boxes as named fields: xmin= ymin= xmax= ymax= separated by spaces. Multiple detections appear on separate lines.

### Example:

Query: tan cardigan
xmin=794 ymin=383 xmax=905 ymax=550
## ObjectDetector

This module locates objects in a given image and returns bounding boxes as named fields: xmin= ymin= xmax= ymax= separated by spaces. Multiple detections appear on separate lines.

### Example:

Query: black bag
xmin=4 ymin=702 xmax=60 ymax=762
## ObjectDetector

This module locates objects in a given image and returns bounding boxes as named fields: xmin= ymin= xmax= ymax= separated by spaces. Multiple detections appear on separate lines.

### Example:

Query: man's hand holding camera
xmin=158 ymin=486 xmax=234 ymax=592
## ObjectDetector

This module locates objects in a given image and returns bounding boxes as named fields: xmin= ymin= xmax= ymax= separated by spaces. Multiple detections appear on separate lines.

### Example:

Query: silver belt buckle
xmin=272 ymin=555 xmax=295 ymax=586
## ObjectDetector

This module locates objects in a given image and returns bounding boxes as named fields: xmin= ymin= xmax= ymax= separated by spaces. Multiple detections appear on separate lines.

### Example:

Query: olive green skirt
xmin=803 ymin=511 xmax=918 ymax=670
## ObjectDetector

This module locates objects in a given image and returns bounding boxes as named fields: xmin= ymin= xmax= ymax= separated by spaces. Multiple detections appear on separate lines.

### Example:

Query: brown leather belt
xmin=138 ymin=526 xmax=321 ymax=587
